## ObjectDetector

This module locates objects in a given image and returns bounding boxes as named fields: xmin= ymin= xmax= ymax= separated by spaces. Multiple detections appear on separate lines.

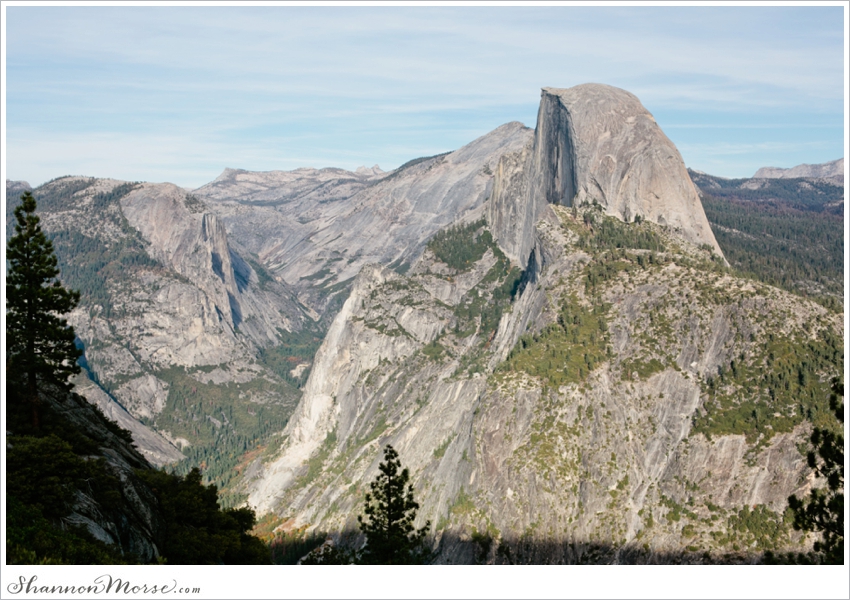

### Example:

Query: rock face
xmin=37 ymin=387 xmax=166 ymax=561
xmin=246 ymin=261 xmax=464 ymax=515
xmin=7 ymin=121 xmax=531 ymax=491
xmin=120 ymin=183 xmax=302 ymax=354
xmin=241 ymin=203 xmax=839 ymax=563
xmin=489 ymin=84 xmax=723 ymax=266
xmin=236 ymin=86 xmax=839 ymax=564
xmin=7 ymin=177 xmax=309 ymax=476
xmin=10 ymin=84 xmax=840 ymax=563
xmin=73 ymin=373 xmax=184 ymax=466
xmin=195 ymin=123 xmax=533 ymax=316
xmin=753 ymin=158 xmax=843 ymax=180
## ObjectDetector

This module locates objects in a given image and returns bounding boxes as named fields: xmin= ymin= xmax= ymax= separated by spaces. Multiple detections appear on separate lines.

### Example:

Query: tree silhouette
xmin=6 ymin=191 xmax=82 ymax=428
xmin=357 ymin=444 xmax=431 ymax=564
xmin=788 ymin=378 xmax=844 ymax=564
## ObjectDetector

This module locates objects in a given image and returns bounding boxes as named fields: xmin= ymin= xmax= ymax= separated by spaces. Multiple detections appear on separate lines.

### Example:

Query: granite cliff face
xmin=54 ymin=396 xmax=166 ymax=561
xmin=6 ymin=384 xmax=168 ymax=562
xmin=237 ymin=86 xmax=838 ymax=563
xmin=73 ymin=373 xmax=184 ymax=466
xmin=242 ymin=204 xmax=839 ymax=563
xmin=195 ymin=122 xmax=533 ymax=316
xmin=119 ymin=183 xmax=303 ymax=357
xmin=7 ymin=84 xmax=840 ymax=563
xmin=489 ymin=84 xmax=722 ymax=266
xmin=6 ymin=177 xmax=309 ymax=471
xmin=5 ymin=122 xmax=531 ymax=478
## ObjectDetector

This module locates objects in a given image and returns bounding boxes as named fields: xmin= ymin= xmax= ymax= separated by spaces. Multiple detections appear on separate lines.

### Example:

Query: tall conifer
xmin=6 ymin=191 xmax=82 ymax=428
xmin=357 ymin=444 xmax=431 ymax=564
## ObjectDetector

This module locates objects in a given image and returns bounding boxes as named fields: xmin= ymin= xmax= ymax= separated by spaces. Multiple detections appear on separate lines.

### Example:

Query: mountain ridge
xmin=753 ymin=158 xmax=843 ymax=181
xmin=228 ymin=85 xmax=839 ymax=562
xmin=4 ymin=83 xmax=842 ymax=563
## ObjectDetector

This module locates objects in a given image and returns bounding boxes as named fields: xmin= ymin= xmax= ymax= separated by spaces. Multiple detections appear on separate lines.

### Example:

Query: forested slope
xmin=690 ymin=169 xmax=843 ymax=307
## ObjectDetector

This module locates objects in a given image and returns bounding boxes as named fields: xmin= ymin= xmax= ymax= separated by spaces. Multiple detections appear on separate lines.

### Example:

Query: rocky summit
xmin=6 ymin=83 xmax=842 ymax=563
xmin=487 ymin=85 xmax=722 ymax=268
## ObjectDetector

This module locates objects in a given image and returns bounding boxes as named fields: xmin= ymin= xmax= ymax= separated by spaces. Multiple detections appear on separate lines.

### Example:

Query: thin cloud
xmin=4 ymin=5 xmax=844 ymax=185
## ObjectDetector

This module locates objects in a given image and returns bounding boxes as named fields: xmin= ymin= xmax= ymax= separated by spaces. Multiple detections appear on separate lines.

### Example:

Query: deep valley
xmin=4 ymin=84 xmax=844 ymax=565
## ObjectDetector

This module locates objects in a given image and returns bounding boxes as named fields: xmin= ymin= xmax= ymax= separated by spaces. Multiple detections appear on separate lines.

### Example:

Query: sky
xmin=3 ymin=4 xmax=847 ymax=190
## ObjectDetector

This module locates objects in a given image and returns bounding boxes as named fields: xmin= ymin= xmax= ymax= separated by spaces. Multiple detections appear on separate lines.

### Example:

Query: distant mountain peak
xmin=355 ymin=164 xmax=384 ymax=176
xmin=6 ymin=179 xmax=32 ymax=193
xmin=753 ymin=158 xmax=843 ymax=179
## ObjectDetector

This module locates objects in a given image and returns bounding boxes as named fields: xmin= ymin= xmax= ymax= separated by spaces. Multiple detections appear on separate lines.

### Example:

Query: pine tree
xmin=357 ymin=444 xmax=431 ymax=564
xmin=788 ymin=378 xmax=844 ymax=564
xmin=6 ymin=191 xmax=82 ymax=429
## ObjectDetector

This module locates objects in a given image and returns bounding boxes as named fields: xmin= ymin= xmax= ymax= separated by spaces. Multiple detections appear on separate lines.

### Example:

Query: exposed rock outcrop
xmin=10 ymin=177 xmax=306 ymax=471
xmin=236 ymin=87 xmax=837 ymax=563
xmin=19 ymin=388 xmax=167 ymax=561
xmin=73 ymin=373 xmax=184 ymax=467
xmin=489 ymin=84 xmax=723 ymax=266
xmin=121 ymin=183 xmax=304 ymax=351
xmin=244 ymin=254 xmax=492 ymax=520
xmin=195 ymin=122 xmax=533 ymax=316
xmin=242 ymin=202 xmax=836 ymax=562
xmin=12 ymin=84 xmax=838 ymax=564
xmin=241 ymin=202 xmax=837 ymax=562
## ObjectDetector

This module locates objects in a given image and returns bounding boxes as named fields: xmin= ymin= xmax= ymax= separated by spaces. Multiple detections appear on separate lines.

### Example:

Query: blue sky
xmin=3 ymin=5 xmax=846 ymax=189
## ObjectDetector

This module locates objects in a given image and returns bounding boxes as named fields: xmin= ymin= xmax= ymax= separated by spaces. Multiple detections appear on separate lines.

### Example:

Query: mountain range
xmin=4 ymin=83 xmax=843 ymax=563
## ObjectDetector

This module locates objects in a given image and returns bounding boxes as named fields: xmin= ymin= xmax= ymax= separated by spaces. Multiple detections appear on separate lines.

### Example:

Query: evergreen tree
xmin=357 ymin=444 xmax=431 ymax=564
xmin=6 ymin=191 xmax=82 ymax=428
xmin=788 ymin=378 xmax=844 ymax=564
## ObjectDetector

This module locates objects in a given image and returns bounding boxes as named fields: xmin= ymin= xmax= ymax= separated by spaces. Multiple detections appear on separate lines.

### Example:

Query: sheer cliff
xmin=237 ymin=85 xmax=838 ymax=564
xmin=488 ymin=84 xmax=722 ymax=266
xmin=194 ymin=122 xmax=533 ymax=317
xmin=6 ymin=382 xmax=167 ymax=563
xmin=5 ymin=178 xmax=310 ymax=478
xmin=242 ymin=204 xmax=839 ymax=563
xmin=6 ymin=83 xmax=840 ymax=563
